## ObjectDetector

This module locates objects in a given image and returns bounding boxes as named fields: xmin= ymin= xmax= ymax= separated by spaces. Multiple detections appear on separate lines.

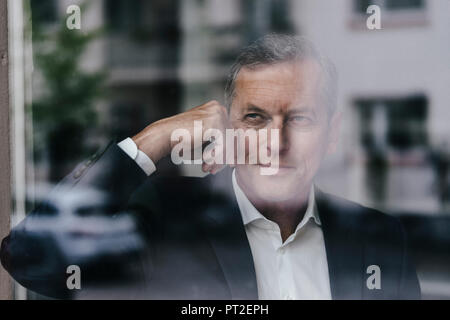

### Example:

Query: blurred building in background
xmin=299 ymin=0 xmax=450 ymax=214
xmin=9 ymin=0 xmax=450 ymax=299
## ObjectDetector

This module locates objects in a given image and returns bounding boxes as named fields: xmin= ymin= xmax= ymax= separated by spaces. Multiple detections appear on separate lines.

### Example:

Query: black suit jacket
xmin=0 ymin=142 xmax=421 ymax=299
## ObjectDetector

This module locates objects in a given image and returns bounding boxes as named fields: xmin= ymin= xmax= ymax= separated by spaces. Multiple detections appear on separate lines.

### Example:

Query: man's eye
xmin=244 ymin=113 xmax=263 ymax=120
xmin=289 ymin=116 xmax=313 ymax=126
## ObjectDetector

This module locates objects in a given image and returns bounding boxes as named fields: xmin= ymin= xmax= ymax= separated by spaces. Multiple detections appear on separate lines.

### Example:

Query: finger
xmin=210 ymin=163 xmax=226 ymax=175
xmin=202 ymin=162 xmax=213 ymax=173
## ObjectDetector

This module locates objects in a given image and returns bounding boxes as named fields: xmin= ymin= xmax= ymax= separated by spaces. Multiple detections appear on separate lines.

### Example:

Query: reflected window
xmin=355 ymin=94 xmax=428 ymax=151
xmin=104 ymin=0 xmax=143 ymax=32
xmin=30 ymin=0 xmax=58 ymax=25
xmin=104 ymin=0 xmax=180 ymax=41
xmin=351 ymin=0 xmax=427 ymax=29
xmin=354 ymin=0 xmax=425 ymax=13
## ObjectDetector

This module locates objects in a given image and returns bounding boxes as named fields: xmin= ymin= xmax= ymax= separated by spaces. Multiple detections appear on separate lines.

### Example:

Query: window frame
xmin=0 ymin=0 xmax=13 ymax=301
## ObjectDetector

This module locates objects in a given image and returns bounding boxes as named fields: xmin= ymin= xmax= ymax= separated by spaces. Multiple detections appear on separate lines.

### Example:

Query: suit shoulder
xmin=317 ymin=190 xmax=404 ymax=238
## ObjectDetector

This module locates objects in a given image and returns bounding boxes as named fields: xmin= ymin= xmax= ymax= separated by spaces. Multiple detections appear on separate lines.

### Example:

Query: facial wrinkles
xmin=234 ymin=62 xmax=323 ymax=116
xmin=239 ymin=80 xmax=298 ymax=111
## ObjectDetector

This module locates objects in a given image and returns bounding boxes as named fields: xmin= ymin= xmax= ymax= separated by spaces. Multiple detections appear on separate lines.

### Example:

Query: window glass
xmin=6 ymin=0 xmax=450 ymax=300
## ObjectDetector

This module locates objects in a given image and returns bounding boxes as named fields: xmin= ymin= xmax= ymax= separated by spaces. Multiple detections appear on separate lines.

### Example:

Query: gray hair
xmin=224 ymin=34 xmax=338 ymax=116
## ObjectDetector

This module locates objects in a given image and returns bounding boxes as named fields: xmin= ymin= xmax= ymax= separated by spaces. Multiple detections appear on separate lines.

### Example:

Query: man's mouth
xmin=258 ymin=163 xmax=295 ymax=169
xmin=256 ymin=163 xmax=296 ymax=176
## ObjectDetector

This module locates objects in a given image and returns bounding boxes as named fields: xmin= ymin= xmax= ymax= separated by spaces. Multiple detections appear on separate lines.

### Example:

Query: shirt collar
xmin=231 ymin=169 xmax=321 ymax=227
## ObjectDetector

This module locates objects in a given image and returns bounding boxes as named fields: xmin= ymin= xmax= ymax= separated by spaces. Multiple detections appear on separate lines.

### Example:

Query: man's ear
xmin=326 ymin=111 xmax=342 ymax=155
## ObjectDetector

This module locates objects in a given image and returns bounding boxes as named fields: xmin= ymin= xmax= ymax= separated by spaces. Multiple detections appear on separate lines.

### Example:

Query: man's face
xmin=229 ymin=60 xmax=339 ymax=203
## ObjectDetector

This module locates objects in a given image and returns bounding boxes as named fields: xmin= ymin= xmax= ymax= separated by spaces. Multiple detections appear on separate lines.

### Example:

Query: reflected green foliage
xmin=32 ymin=11 xmax=105 ymax=131
xmin=30 ymin=2 xmax=106 ymax=180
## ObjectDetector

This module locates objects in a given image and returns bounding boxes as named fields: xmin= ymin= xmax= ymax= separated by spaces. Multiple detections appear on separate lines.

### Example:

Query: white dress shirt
xmin=232 ymin=170 xmax=331 ymax=300
xmin=118 ymin=138 xmax=156 ymax=176
xmin=118 ymin=138 xmax=332 ymax=300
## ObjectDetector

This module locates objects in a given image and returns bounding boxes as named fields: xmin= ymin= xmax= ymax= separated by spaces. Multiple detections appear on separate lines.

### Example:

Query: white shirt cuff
xmin=117 ymin=138 xmax=156 ymax=176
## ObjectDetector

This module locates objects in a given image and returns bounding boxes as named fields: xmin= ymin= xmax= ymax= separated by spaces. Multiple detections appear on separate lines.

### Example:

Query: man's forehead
xmin=235 ymin=59 xmax=321 ymax=87
xmin=233 ymin=60 xmax=322 ymax=111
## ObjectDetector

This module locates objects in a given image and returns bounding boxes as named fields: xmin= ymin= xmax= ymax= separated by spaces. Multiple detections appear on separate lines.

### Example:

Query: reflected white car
xmin=19 ymin=183 xmax=146 ymax=268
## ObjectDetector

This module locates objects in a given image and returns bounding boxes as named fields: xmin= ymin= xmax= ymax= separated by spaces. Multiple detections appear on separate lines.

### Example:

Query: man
xmin=1 ymin=34 xmax=420 ymax=299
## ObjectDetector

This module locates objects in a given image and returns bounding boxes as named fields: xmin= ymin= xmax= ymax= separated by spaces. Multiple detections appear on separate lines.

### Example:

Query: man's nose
xmin=266 ymin=118 xmax=290 ymax=157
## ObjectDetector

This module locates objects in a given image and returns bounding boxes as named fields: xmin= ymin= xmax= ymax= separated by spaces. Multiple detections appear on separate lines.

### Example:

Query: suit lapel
xmin=315 ymin=188 xmax=365 ymax=299
xmin=196 ymin=174 xmax=367 ymax=300
xmin=199 ymin=169 xmax=258 ymax=300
